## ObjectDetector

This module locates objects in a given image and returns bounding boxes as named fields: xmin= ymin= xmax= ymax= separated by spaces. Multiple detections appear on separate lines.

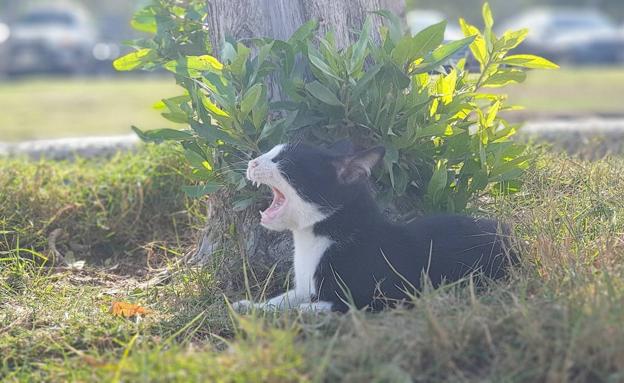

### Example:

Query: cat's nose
xmin=246 ymin=159 xmax=259 ymax=180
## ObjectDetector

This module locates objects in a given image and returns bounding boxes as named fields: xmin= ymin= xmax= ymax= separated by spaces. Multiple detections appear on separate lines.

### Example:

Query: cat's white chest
xmin=292 ymin=228 xmax=333 ymax=298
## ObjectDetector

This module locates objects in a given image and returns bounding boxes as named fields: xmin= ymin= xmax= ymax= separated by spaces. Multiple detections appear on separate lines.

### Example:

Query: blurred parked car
xmin=6 ymin=5 xmax=97 ymax=75
xmin=0 ymin=21 xmax=10 ymax=74
xmin=0 ymin=21 xmax=9 ymax=44
xmin=90 ymin=41 xmax=122 ymax=74
xmin=407 ymin=10 xmax=464 ymax=40
xmin=500 ymin=8 xmax=624 ymax=65
xmin=407 ymin=10 xmax=477 ymax=70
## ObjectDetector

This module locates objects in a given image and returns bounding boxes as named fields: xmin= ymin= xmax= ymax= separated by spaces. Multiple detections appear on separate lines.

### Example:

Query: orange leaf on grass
xmin=82 ymin=355 xmax=107 ymax=367
xmin=110 ymin=301 xmax=150 ymax=318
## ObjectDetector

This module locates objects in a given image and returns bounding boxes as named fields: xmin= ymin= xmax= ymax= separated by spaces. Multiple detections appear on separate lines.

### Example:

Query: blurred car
xmin=407 ymin=10 xmax=464 ymax=40
xmin=407 ymin=10 xmax=477 ymax=70
xmin=500 ymin=8 xmax=624 ymax=65
xmin=6 ymin=5 xmax=97 ymax=74
xmin=0 ymin=21 xmax=9 ymax=76
xmin=91 ymin=41 xmax=122 ymax=74
xmin=0 ymin=21 xmax=9 ymax=44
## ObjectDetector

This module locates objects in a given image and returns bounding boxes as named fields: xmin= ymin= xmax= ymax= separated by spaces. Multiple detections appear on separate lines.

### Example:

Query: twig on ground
xmin=47 ymin=228 xmax=68 ymax=267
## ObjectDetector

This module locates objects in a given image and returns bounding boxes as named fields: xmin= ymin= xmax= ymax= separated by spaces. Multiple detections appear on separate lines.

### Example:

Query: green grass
xmin=2 ymin=145 xmax=624 ymax=382
xmin=0 ymin=77 xmax=180 ymax=142
xmin=0 ymin=144 xmax=206 ymax=270
xmin=1 ymin=68 xmax=623 ymax=142
xmin=506 ymin=67 xmax=624 ymax=117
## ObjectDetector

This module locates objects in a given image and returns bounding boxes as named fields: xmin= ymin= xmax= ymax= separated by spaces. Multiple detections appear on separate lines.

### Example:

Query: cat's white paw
xmin=232 ymin=300 xmax=281 ymax=312
xmin=298 ymin=301 xmax=333 ymax=313
xmin=232 ymin=299 xmax=254 ymax=312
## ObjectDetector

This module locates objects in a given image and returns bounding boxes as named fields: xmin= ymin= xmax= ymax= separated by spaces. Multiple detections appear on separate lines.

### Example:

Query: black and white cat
xmin=233 ymin=141 xmax=516 ymax=313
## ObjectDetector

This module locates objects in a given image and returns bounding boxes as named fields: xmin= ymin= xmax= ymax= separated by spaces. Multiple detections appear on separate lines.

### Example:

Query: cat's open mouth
xmin=260 ymin=186 xmax=287 ymax=224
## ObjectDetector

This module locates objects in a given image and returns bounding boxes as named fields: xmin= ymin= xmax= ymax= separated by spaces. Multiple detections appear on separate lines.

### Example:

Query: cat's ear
xmin=334 ymin=146 xmax=385 ymax=184
xmin=328 ymin=139 xmax=355 ymax=155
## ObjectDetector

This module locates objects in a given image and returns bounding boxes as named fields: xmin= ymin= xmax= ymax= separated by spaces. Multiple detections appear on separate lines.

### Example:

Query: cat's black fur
xmin=274 ymin=141 xmax=516 ymax=312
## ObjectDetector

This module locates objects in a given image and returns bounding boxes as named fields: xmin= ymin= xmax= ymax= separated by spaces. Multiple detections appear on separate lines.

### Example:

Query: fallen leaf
xmin=110 ymin=301 xmax=150 ymax=318
xmin=82 ymin=355 xmax=108 ymax=367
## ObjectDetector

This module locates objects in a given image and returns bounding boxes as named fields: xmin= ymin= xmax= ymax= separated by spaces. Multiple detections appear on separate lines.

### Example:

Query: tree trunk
xmin=206 ymin=0 xmax=405 ymax=50
xmin=180 ymin=0 xmax=405 ymax=279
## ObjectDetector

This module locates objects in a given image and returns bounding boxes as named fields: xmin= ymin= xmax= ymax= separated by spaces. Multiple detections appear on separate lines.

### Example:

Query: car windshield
xmin=18 ymin=12 xmax=76 ymax=26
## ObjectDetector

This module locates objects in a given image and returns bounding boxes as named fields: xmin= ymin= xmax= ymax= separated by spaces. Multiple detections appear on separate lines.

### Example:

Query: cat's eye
xmin=270 ymin=153 xmax=283 ymax=163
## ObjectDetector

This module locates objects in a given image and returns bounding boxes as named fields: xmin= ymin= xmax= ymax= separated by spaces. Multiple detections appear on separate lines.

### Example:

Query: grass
xmin=506 ymin=66 xmax=624 ymax=117
xmin=0 ymin=144 xmax=205 ymax=269
xmin=0 ymin=67 xmax=623 ymax=142
xmin=2 ymin=144 xmax=624 ymax=382
xmin=0 ymin=77 xmax=180 ymax=142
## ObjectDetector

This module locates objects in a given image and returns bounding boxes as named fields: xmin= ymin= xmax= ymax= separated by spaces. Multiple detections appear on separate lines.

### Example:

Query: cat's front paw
xmin=231 ymin=299 xmax=254 ymax=312
xmin=298 ymin=301 xmax=333 ymax=313
xmin=232 ymin=300 xmax=280 ymax=312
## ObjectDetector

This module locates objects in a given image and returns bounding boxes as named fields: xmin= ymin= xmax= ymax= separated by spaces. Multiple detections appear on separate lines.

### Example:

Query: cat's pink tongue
xmin=260 ymin=187 xmax=286 ymax=223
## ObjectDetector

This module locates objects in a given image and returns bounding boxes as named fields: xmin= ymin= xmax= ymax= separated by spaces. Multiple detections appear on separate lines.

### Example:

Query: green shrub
xmin=115 ymin=1 xmax=556 ymax=214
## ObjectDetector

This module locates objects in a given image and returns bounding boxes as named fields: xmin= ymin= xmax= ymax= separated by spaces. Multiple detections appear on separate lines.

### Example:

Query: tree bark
xmin=181 ymin=0 xmax=405 ymax=275
xmin=206 ymin=0 xmax=404 ymax=51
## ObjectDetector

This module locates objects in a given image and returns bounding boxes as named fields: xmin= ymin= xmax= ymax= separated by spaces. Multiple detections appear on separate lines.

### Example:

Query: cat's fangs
xmin=259 ymin=187 xmax=287 ymax=224
xmin=234 ymin=141 xmax=517 ymax=313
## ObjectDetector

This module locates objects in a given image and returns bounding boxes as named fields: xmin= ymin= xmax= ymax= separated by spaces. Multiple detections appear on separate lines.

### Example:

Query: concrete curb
xmin=0 ymin=134 xmax=140 ymax=160
xmin=1 ymin=119 xmax=624 ymax=160
xmin=522 ymin=118 xmax=624 ymax=133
